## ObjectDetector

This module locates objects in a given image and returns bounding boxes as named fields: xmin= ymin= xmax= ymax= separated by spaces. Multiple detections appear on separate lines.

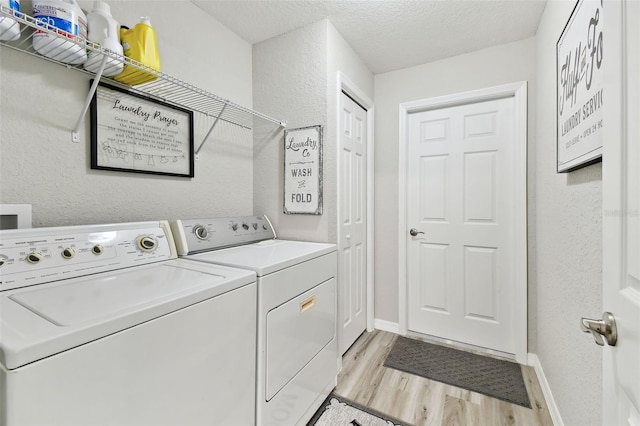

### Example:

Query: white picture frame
xmin=556 ymin=0 xmax=604 ymax=172
xmin=283 ymin=125 xmax=323 ymax=215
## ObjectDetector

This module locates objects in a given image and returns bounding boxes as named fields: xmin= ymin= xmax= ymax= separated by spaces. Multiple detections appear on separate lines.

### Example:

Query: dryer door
xmin=265 ymin=278 xmax=335 ymax=400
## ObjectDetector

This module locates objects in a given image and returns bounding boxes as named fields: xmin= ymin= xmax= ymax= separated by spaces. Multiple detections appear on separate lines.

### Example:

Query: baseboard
xmin=528 ymin=353 xmax=564 ymax=426
xmin=374 ymin=319 xmax=399 ymax=334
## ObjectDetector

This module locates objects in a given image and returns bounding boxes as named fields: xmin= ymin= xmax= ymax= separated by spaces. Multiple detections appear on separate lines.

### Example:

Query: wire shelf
xmin=0 ymin=6 xmax=286 ymax=142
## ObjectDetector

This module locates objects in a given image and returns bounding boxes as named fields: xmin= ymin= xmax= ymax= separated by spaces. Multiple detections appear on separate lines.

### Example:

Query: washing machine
xmin=0 ymin=221 xmax=257 ymax=425
xmin=171 ymin=215 xmax=338 ymax=426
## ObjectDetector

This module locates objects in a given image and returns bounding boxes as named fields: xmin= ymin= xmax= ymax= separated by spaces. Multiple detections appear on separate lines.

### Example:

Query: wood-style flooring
xmin=334 ymin=330 xmax=554 ymax=426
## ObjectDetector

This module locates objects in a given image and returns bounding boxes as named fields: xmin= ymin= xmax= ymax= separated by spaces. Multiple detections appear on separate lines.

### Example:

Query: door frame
xmin=397 ymin=82 xmax=528 ymax=363
xmin=603 ymin=0 xmax=640 ymax=421
xmin=337 ymin=72 xmax=375 ymax=341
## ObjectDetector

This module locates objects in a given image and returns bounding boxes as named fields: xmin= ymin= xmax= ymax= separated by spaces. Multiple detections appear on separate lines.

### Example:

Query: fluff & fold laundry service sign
xmin=284 ymin=125 xmax=323 ymax=215
xmin=556 ymin=0 xmax=604 ymax=172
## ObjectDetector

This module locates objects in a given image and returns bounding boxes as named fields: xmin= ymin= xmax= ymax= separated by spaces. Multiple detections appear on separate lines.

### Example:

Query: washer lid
xmin=0 ymin=259 xmax=255 ymax=369
xmin=187 ymin=240 xmax=336 ymax=276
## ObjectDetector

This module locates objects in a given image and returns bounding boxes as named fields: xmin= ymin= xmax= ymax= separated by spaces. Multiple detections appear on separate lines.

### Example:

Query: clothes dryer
xmin=171 ymin=216 xmax=338 ymax=426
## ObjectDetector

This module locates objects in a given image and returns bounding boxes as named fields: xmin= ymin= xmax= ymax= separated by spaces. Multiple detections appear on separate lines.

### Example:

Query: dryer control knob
xmin=26 ymin=252 xmax=43 ymax=264
xmin=92 ymin=244 xmax=104 ymax=255
xmin=242 ymin=223 xmax=249 ymax=230
xmin=61 ymin=248 xmax=76 ymax=259
xmin=193 ymin=225 xmax=208 ymax=240
xmin=231 ymin=223 xmax=239 ymax=231
xmin=0 ymin=256 xmax=8 ymax=267
xmin=137 ymin=236 xmax=157 ymax=252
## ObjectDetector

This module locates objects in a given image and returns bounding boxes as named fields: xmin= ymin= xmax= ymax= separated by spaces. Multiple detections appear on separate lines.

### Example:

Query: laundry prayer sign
xmin=556 ymin=0 xmax=604 ymax=172
xmin=90 ymin=82 xmax=194 ymax=177
xmin=284 ymin=125 xmax=323 ymax=215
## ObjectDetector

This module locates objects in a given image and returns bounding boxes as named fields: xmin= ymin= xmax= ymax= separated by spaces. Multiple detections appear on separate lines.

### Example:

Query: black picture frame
xmin=90 ymin=81 xmax=194 ymax=177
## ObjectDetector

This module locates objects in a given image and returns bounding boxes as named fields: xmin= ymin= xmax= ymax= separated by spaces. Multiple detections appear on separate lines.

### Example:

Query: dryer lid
xmin=187 ymin=240 xmax=336 ymax=276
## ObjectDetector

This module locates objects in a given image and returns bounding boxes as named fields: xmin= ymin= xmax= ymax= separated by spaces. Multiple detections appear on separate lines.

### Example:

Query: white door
xmin=338 ymin=92 xmax=367 ymax=354
xmin=602 ymin=0 xmax=640 ymax=422
xmin=406 ymin=97 xmax=519 ymax=355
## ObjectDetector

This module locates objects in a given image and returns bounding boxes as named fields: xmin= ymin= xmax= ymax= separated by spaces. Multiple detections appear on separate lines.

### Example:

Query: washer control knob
xmin=193 ymin=225 xmax=209 ymax=240
xmin=61 ymin=248 xmax=76 ymax=259
xmin=263 ymin=224 xmax=268 ymax=231
xmin=0 ymin=256 xmax=7 ymax=267
xmin=252 ymin=223 xmax=258 ymax=230
xmin=231 ymin=223 xmax=239 ymax=231
xmin=26 ymin=252 xmax=43 ymax=264
xmin=137 ymin=236 xmax=157 ymax=252
xmin=92 ymin=244 xmax=104 ymax=255
xmin=242 ymin=223 xmax=249 ymax=230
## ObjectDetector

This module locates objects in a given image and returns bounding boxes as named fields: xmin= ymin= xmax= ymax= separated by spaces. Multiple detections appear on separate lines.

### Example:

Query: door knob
xmin=581 ymin=312 xmax=617 ymax=346
xmin=409 ymin=228 xmax=425 ymax=237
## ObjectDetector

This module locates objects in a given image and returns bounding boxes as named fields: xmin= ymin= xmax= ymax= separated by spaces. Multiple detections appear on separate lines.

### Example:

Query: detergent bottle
xmin=32 ymin=0 xmax=87 ymax=64
xmin=0 ymin=0 xmax=21 ymax=41
xmin=84 ymin=0 xmax=123 ymax=76
xmin=114 ymin=17 xmax=160 ymax=85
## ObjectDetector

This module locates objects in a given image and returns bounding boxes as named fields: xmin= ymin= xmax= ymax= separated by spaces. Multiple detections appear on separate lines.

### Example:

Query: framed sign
xmin=283 ymin=125 xmax=323 ymax=215
xmin=90 ymin=82 xmax=194 ymax=177
xmin=556 ymin=0 xmax=604 ymax=173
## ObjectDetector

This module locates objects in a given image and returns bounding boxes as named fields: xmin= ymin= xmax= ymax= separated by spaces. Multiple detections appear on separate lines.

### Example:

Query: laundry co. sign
xmin=284 ymin=125 xmax=323 ymax=215
xmin=556 ymin=0 xmax=604 ymax=172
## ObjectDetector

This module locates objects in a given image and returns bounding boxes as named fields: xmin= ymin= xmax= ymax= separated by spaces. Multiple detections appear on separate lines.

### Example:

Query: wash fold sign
xmin=283 ymin=125 xmax=323 ymax=215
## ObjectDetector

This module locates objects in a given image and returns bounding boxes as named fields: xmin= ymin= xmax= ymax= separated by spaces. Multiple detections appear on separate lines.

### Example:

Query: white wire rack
xmin=0 ymin=5 xmax=286 ymax=150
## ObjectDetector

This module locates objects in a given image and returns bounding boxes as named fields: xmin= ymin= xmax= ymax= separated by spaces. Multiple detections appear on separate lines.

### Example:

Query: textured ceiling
xmin=191 ymin=0 xmax=547 ymax=74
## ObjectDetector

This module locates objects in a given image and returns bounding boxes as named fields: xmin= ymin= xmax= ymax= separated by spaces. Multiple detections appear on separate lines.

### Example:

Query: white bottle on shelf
xmin=32 ymin=0 xmax=87 ymax=64
xmin=0 ymin=0 xmax=21 ymax=41
xmin=84 ymin=0 xmax=123 ymax=76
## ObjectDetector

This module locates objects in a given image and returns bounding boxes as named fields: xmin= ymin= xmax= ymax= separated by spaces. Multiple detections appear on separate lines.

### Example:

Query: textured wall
xmin=252 ymin=20 xmax=373 ymax=243
xmin=0 ymin=1 xmax=254 ymax=227
xmin=252 ymin=20 xmax=329 ymax=242
xmin=373 ymin=38 xmax=538 ymax=350
xmin=534 ymin=2 xmax=603 ymax=424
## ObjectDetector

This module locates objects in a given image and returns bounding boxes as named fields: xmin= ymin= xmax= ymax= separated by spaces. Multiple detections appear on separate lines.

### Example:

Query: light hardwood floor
xmin=334 ymin=330 xmax=554 ymax=426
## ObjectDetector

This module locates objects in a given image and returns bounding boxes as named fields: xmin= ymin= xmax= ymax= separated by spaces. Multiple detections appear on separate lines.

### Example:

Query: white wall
xmin=253 ymin=19 xmax=373 ymax=243
xmin=373 ymin=38 xmax=538 ymax=349
xmin=535 ymin=1 xmax=602 ymax=424
xmin=0 ymin=0 xmax=254 ymax=227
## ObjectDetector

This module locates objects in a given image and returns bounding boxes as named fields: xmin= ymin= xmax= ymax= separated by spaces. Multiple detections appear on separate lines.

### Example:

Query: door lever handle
xmin=581 ymin=312 xmax=617 ymax=346
xmin=409 ymin=228 xmax=425 ymax=237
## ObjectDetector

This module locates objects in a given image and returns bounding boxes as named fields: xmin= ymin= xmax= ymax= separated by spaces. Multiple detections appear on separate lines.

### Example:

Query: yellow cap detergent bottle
xmin=114 ymin=16 xmax=160 ymax=86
